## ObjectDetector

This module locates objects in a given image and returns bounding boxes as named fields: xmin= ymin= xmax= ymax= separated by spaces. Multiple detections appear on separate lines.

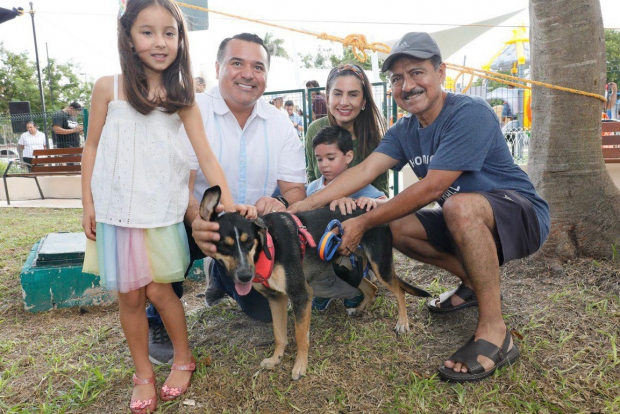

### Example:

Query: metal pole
xmin=46 ymin=43 xmax=54 ymax=107
xmin=29 ymin=2 xmax=49 ymax=148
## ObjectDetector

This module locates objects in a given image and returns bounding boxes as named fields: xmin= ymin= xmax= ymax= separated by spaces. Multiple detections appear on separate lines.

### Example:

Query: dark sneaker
xmin=312 ymin=296 xmax=334 ymax=311
xmin=148 ymin=323 xmax=173 ymax=366
xmin=343 ymin=291 xmax=364 ymax=309
xmin=204 ymin=257 xmax=227 ymax=307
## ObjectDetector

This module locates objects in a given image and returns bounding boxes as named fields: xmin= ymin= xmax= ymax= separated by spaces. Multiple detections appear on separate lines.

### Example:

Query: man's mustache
xmin=401 ymin=89 xmax=424 ymax=100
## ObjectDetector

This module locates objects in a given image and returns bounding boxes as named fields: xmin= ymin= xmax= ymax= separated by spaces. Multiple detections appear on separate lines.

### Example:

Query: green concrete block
xmin=187 ymin=258 xmax=205 ymax=281
xmin=20 ymin=233 xmax=114 ymax=313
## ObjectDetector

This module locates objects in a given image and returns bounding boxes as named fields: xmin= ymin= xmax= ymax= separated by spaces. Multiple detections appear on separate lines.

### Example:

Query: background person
xmin=194 ymin=76 xmax=207 ymax=93
xmin=605 ymin=81 xmax=617 ymax=119
xmin=501 ymin=100 xmax=514 ymax=126
xmin=147 ymin=32 xmax=306 ymax=366
xmin=272 ymin=95 xmax=286 ymax=114
xmin=52 ymin=102 xmax=83 ymax=148
xmin=18 ymin=121 xmax=46 ymax=170
xmin=285 ymin=99 xmax=304 ymax=137
xmin=306 ymin=80 xmax=327 ymax=120
xmin=289 ymin=32 xmax=550 ymax=383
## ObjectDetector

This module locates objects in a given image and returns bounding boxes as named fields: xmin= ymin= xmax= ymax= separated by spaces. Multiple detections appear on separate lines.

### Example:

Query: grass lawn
xmin=0 ymin=207 xmax=619 ymax=413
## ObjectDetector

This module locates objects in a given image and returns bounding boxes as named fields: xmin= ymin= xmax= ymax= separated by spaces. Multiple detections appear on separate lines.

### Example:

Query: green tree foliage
xmin=298 ymin=46 xmax=386 ymax=81
xmin=0 ymin=42 xmax=92 ymax=113
xmin=263 ymin=32 xmax=291 ymax=60
xmin=298 ymin=46 xmax=334 ymax=69
xmin=605 ymin=29 xmax=620 ymax=84
xmin=330 ymin=47 xmax=374 ymax=70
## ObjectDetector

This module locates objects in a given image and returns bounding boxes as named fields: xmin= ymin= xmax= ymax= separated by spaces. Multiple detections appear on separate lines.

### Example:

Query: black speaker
xmin=8 ymin=101 xmax=32 ymax=134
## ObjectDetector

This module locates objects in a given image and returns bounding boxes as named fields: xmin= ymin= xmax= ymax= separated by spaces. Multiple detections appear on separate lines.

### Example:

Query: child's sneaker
xmin=343 ymin=291 xmax=364 ymax=309
xmin=312 ymin=296 xmax=334 ymax=311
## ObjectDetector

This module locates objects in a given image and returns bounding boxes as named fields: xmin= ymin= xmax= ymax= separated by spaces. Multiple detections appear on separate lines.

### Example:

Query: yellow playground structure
xmin=482 ymin=25 xmax=532 ymax=128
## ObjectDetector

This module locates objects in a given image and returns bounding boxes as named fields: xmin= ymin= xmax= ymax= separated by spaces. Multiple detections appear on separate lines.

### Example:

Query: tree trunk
xmin=529 ymin=0 xmax=620 ymax=260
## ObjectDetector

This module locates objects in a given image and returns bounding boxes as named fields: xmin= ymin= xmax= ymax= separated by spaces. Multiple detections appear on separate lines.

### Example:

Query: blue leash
xmin=317 ymin=219 xmax=369 ymax=278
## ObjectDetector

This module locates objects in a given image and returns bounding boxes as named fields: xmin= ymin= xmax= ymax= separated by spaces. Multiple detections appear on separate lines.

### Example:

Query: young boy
xmin=307 ymin=125 xmax=387 ymax=206
xmin=307 ymin=125 xmax=388 ymax=311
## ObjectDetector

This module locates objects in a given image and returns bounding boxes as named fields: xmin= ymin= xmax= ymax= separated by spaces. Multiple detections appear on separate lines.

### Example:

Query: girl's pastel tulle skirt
xmin=83 ymin=222 xmax=189 ymax=293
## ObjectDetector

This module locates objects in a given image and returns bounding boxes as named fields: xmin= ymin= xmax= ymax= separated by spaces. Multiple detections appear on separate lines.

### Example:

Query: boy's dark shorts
xmin=414 ymin=189 xmax=541 ymax=265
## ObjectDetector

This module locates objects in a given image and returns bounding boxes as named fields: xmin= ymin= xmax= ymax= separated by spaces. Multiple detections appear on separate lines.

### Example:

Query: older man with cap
xmin=289 ymin=32 xmax=550 ymax=383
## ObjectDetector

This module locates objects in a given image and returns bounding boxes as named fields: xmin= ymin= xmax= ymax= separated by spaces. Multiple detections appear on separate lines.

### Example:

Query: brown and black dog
xmin=199 ymin=186 xmax=429 ymax=380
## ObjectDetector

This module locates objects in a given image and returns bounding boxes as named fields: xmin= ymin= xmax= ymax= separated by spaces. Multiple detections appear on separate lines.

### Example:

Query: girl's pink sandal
xmin=159 ymin=357 xmax=196 ymax=401
xmin=130 ymin=374 xmax=157 ymax=414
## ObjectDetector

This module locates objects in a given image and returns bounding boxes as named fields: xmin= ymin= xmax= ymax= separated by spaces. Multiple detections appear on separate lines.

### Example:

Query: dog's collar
xmin=252 ymin=214 xmax=316 ymax=289
xmin=289 ymin=213 xmax=316 ymax=258
xmin=253 ymin=231 xmax=275 ymax=288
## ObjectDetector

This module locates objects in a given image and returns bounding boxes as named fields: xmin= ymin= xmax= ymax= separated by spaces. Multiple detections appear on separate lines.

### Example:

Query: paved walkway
xmin=0 ymin=199 xmax=82 ymax=208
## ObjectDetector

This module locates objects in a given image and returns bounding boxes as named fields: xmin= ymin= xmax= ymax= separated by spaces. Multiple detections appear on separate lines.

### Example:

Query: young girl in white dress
xmin=81 ymin=0 xmax=253 ymax=412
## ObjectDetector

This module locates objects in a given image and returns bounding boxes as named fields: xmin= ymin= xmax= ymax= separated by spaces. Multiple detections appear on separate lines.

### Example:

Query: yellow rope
xmin=175 ymin=2 xmax=605 ymax=102
xmin=176 ymin=2 xmax=389 ymax=62
xmin=446 ymin=63 xmax=606 ymax=102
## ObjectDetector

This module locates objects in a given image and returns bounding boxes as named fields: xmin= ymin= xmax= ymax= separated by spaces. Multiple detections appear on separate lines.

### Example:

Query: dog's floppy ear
xmin=252 ymin=217 xmax=272 ymax=260
xmin=199 ymin=186 xmax=222 ymax=222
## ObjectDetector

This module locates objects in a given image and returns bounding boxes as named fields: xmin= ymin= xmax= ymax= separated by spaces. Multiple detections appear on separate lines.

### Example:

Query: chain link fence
xmin=1 ymin=87 xmax=529 ymax=195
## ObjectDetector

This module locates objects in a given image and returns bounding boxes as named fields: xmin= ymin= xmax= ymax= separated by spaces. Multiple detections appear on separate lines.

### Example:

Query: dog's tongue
xmin=235 ymin=282 xmax=253 ymax=296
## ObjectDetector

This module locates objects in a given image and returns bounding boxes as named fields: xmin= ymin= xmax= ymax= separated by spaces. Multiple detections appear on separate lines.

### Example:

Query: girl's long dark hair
xmin=118 ymin=0 xmax=194 ymax=115
xmin=325 ymin=64 xmax=386 ymax=160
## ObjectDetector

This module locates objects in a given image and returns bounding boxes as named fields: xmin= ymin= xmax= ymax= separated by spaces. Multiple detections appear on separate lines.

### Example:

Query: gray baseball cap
xmin=382 ymin=32 xmax=442 ymax=72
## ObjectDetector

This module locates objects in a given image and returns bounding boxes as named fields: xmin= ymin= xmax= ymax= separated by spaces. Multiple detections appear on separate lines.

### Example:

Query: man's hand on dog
xmin=337 ymin=216 xmax=368 ymax=257
xmin=255 ymin=196 xmax=287 ymax=215
xmin=192 ymin=202 xmax=223 ymax=255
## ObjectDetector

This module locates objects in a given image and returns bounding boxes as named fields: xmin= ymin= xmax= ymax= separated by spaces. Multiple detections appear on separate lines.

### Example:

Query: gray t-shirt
xmin=375 ymin=93 xmax=550 ymax=242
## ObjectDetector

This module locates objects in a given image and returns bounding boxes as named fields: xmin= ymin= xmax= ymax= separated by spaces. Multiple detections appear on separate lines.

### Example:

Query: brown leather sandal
xmin=438 ymin=330 xmax=520 ymax=382
xmin=427 ymin=283 xmax=478 ymax=314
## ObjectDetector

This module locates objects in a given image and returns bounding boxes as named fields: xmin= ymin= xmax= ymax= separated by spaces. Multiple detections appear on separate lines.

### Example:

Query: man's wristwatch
xmin=273 ymin=196 xmax=289 ymax=208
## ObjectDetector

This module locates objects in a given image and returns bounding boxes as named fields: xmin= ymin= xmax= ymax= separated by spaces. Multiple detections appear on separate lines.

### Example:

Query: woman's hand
xmin=329 ymin=197 xmax=357 ymax=215
xmin=234 ymin=204 xmax=258 ymax=220
xmin=355 ymin=197 xmax=378 ymax=211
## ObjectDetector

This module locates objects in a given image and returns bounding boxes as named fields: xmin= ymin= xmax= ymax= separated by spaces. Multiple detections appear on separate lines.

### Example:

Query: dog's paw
xmin=394 ymin=320 xmax=410 ymax=335
xmin=291 ymin=361 xmax=307 ymax=381
xmin=260 ymin=356 xmax=281 ymax=370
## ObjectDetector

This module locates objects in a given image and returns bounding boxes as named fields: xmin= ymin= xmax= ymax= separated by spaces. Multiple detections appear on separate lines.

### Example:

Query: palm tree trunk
xmin=529 ymin=0 xmax=620 ymax=260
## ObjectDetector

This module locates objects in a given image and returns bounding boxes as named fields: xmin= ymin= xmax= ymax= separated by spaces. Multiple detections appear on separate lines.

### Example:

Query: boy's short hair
xmin=284 ymin=100 xmax=294 ymax=107
xmin=312 ymin=126 xmax=353 ymax=154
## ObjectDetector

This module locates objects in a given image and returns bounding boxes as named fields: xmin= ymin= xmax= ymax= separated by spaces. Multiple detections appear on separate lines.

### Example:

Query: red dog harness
xmin=253 ymin=214 xmax=316 ymax=288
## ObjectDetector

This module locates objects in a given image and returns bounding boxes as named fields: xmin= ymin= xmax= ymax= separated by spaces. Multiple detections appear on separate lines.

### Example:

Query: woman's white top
xmin=18 ymin=130 xmax=46 ymax=158
xmin=91 ymin=74 xmax=189 ymax=228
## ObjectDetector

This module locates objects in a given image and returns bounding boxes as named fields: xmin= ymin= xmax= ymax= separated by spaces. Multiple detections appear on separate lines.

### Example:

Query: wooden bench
xmin=602 ymin=121 xmax=620 ymax=163
xmin=3 ymin=147 xmax=82 ymax=205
